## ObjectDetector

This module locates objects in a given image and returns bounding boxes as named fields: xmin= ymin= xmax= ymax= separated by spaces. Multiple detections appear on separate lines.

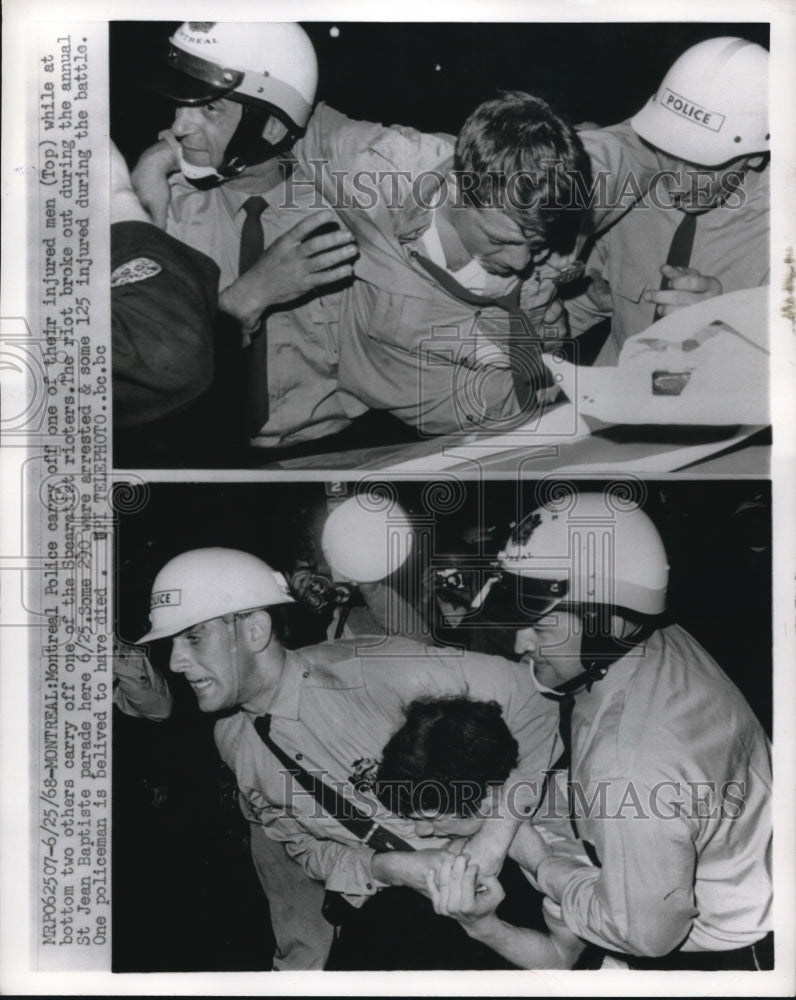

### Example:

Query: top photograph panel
xmin=110 ymin=21 xmax=771 ymax=475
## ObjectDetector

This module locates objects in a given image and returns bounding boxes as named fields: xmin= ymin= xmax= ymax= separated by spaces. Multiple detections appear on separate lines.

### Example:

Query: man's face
xmin=169 ymin=616 xmax=239 ymax=712
xmin=171 ymin=98 xmax=243 ymax=169
xmin=514 ymin=610 xmax=584 ymax=688
xmin=654 ymin=152 xmax=752 ymax=214
xmin=452 ymin=205 xmax=544 ymax=276
xmin=409 ymin=809 xmax=486 ymax=840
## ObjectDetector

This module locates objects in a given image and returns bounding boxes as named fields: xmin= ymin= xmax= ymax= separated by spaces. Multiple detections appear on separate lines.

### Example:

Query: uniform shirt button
xmin=302 ymin=670 xmax=310 ymax=679
xmin=295 ymin=753 xmax=303 ymax=761
xmin=366 ymin=882 xmax=373 ymax=890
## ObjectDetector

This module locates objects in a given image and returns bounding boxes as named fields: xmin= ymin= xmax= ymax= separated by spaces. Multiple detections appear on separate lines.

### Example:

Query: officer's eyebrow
xmin=179 ymin=620 xmax=207 ymax=638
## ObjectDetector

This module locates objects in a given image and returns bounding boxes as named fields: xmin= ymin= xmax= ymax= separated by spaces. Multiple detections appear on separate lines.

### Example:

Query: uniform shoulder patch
xmin=111 ymin=257 xmax=162 ymax=288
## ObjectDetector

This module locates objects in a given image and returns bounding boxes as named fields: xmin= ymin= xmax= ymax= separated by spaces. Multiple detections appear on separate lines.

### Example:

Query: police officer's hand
xmin=643 ymin=265 xmax=723 ymax=316
xmin=426 ymin=854 xmax=505 ymax=928
xmin=130 ymin=138 xmax=180 ymax=230
xmin=219 ymin=209 xmax=358 ymax=331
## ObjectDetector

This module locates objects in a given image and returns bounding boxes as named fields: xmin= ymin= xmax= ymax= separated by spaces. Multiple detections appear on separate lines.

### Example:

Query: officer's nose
xmin=414 ymin=819 xmax=435 ymax=838
xmin=171 ymin=105 xmax=202 ymax=137
xmin=514 ymin=626 xmax=538 ymax=657
xmin=169 ymin=638 xmax=192 ymax=674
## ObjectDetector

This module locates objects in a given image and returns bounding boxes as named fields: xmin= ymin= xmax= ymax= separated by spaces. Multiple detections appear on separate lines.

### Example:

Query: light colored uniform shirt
xmin=535 ymin=625 xmax=772 ymax=956
xmin=166 ymin=171 xmax=366 ymax=447
xmin=214 ymin=635 xmax=561 ymax=902
xmin=564 ymin=165 xmax=770 ymax=365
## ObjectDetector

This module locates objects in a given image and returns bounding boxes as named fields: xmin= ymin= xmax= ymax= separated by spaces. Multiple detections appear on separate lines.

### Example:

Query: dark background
xmin=110 ymin=21 xmax=770 ymax=163
xmin=113 ymin=479 xmax=771 ymax=971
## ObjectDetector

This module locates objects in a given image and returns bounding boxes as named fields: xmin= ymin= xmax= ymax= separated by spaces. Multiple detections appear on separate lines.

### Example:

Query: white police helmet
xmin=631 ymin=37 xmax=769 ymax=166
xmin=155 ymin=21 xmax=318 ymax=130
xmin=477 ymin=492 xmax=668 ymax=625
xmin=138 ymin=547 xmax=294 ymax=643
xmin=321 ymin=494 xmax=414 ymax=584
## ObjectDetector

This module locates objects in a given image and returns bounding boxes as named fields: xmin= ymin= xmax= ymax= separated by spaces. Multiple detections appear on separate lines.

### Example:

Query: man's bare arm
xmin=427 ymin=854 xmax=584 ymax=969
xmin=370 ymin=847 xmax=452 ymax=896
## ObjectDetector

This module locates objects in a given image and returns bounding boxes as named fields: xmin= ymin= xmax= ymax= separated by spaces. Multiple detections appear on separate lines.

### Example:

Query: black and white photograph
xmin=109 ymin=20 xmax=773 ymax=474
xmin=0 ymin=1 xmax=794 ymax=996
xmin=113 ymin=479 xmax=773 ymax=973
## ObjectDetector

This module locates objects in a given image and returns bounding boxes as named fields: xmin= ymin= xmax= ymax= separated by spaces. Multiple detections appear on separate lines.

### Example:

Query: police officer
xmin=131 ymin=23 xmax=362 ymax=452
xmin=567 ymin=38 xmax=770 ymax=364
xmin=319 ymin=493 xmax=423 ymax=639
xmin=136 ymin=546 xmax=561 ymax=969
xmin=427 ymin=491 xmax=773 ymax=970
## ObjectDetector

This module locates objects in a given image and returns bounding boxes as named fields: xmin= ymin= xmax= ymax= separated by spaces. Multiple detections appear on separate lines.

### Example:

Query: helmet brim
xmin=474 ymin=573 xmax=567 ymax=626
xmin=135 ymin=624 xmax=175 ymax=644
xmin=148 ymin=62 xmax=235 ymax=106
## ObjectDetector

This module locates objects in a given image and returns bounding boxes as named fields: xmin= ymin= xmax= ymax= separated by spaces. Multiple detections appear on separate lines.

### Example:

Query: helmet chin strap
xmin=179 ymin=157 xmax=228 ymax=188
xmin=223 ymin=613 xmax=243 ymax=707
xmin=181 ymin=104 xmax=299 ymax=190
xmin=541 ymin=613 xmax=656 ymax=698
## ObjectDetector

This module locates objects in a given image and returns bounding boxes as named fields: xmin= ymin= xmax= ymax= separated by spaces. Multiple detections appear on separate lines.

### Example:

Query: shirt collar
xmin=576 ymin=628 xmax=663 ymax=710
xmin=264 ymin=645 xmax=367 ymax=721
xmin=220 ymin=174 xmax=288 ymax=217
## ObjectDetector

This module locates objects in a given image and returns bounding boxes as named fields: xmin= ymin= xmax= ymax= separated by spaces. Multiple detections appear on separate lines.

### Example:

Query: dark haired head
xmin=453 ymin=91 xmax=592 ymax=252
xmin=375 ymin=697 xmax=518 ymax=818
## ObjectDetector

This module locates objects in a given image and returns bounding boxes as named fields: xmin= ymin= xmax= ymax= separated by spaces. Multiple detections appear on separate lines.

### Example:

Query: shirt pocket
xmin=304 ymin=290 xmax=343 ymax=366
xmin=365 ymin=287 xmax=417 ymax=352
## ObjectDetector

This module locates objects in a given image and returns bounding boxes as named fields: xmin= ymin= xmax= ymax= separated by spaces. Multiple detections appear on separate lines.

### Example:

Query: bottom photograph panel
xmin=113 ymin=479 xmax=772 ymax=973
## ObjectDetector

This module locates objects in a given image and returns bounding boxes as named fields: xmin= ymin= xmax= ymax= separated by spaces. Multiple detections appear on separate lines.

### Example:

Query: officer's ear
xmin=262 ymin=115 xmax=289 ymax=145
xmin=242 ymin=609 xmax=274 ymax=653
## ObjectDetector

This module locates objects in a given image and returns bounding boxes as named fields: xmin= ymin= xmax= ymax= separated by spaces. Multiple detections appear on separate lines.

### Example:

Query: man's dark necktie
xmin=531 ymin=692 xmax=601 ymax=865
xmin=556 ymin=693 xmax=602 ymax=868
xmin=554 ymin=693 xmax=577 ymax=836
xmin=653 ymin=211 xmax=698 ymax=322
xmin=240 ymin=195 xmax=270 ymax=435
xmin=529 ymin=693 xmax=574 ymax=822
